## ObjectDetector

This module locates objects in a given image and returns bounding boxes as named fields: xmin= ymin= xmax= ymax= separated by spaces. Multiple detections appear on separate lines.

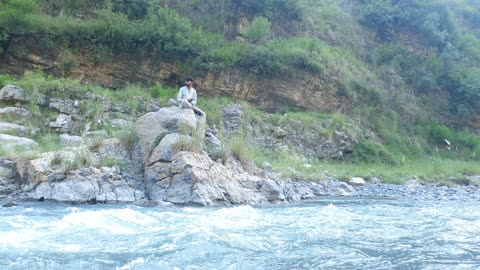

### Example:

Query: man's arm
xmin=177 ymin=87 xmax=184 ymax=103
xmin=191 ymin=90 xmax=197 ymax=106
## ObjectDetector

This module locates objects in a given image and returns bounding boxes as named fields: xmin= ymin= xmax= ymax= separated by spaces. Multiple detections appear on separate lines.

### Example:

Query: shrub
xmin=244 ymin=16 xmax=271 ymax=44
xmin=350 ymin=140 xmax=397 ymax=165
xmin=429 ymin=124 xmax=454 ymax=145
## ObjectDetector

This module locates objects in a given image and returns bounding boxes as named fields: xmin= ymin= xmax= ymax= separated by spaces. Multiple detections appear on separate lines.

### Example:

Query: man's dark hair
xmin=185 ymin=77 xmax=193 ymax=82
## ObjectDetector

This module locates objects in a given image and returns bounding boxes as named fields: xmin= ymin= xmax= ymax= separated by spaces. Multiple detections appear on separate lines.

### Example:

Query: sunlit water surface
xmin=1 ymin=198 xmax=479 ymax=270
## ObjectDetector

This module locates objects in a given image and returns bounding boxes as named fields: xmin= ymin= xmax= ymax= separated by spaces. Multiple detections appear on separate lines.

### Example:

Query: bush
xmin=244 ymin=16 xmax=271 ymax=44
xmin=351 ymin=140 xmax=396 ymax=165
xmin=429 ymin=124 xmax=454 ymax=145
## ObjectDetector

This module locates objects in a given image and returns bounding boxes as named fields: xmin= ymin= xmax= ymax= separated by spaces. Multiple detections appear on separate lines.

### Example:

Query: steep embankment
xmin=1 ymin=35 xmax=342 ymax=113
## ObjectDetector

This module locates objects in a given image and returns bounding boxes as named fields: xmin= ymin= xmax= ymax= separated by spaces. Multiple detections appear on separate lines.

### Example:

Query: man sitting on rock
xmin=177 ymin=77 xmax=205 ymax=117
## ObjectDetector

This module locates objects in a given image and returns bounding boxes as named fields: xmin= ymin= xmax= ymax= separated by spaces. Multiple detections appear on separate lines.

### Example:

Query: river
xmin=1 ymin=198 xmax=479 ymax=270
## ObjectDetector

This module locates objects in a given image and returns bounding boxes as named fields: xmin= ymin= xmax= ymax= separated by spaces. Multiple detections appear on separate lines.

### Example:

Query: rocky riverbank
xmin=1 ymin=83 xmax=479 ymax=207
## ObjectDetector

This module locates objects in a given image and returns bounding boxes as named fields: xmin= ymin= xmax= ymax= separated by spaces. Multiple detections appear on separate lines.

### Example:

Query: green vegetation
xmin=244 ymin=16 xmax=271 ymax=44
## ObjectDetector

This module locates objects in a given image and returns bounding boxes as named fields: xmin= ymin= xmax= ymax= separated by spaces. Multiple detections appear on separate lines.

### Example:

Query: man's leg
xmin=192 ymin=106 xmax=205 ymax=117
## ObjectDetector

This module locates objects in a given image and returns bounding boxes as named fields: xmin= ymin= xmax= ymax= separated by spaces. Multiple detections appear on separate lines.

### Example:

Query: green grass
xmin=261 ymin=156 xmax=480 ymax=184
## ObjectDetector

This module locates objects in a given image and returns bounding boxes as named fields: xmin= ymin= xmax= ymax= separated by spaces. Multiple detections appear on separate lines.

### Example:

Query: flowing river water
xmin=1 ymin=198 xmax=479 ymax=270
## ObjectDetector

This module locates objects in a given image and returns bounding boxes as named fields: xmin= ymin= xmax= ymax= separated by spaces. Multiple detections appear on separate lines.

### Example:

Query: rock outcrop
xmin=136 ymin=106 xmax=327 ymax=206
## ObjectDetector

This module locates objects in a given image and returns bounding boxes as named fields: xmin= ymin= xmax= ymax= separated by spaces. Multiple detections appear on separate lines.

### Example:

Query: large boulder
xmin=0 ymin=122 xmax=28 ymax=136
xmin=0 ymin=85 xmax=26 ymax=103
xmin=28 ymin=167 xmax=144 ymax=203
xmin=0 ymin=134 xmax=38 ymax=151
xmin=59 ymin=134 xmax=84 ymax=147
xmin=48 ymin=98 xmax=80 ymax=115
xmin=49 ymin=114 xmax=72 ymax=133
xmin=0 ymin=107 xmax=30 ymax=119
xmin=146 ymin=151 xmax=267 ymax=205
xmin=135 ymin=106 xmax=205 ymax=161
xmin=221 ymin=104 xmax=243 ymax=135
xmin=0 ymin=158 xmax=17 ymax=195
xmin=148 ymin=133 xmax=192 ymax=164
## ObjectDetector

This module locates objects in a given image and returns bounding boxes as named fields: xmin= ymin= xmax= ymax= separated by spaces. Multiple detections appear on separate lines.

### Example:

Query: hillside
xmin=0 ymin=0 xmax=480 ymax=176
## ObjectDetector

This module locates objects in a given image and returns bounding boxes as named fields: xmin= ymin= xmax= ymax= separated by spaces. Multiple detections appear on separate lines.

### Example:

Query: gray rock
xmin=0 ymin=159 xmax=17 ymax=195
xmin=205 ymin=132 xmax=222 ymax=152
xmin=49 ymin=114 xmax=72 ymax=133
xmin=0 ymin=107 xmax=30 ymax=118
xmin=0 ymin=85 xmax=26 ymax=103
xmin=28 ymin=167 xmax=144 ymax=203
xmin=261 ymin=161 xmax=273 ymax=171
xmin=0 ymin=122 xmax=28 ymax=136
xmin=59 ymin=134 xmax=83 ymax=147
xmin=0 ymin=134 xmax=38 ymax=151
xmin=148 ymin=133 xmax=189 ymax=164
xmin=135 ymin=106 xmax=200 ymax=160
xmin=349 ymin=177 xmax=366 ymax=186
xmin=148 ymin=100 xmax=161 ymax=112
xmin=110 ymin=119 xmax=129 ymax=129
xmin=145 ymin=162 xmax=171 ymax=183
xmin=221 ymin=104 xmax=243 ymax=134
xmin=273 ymin=127 xmax=287 ymax=138
xmin=259 ymin=179 xmax=285 ymax=201
xmin=111 ymin=104 xmax=129 ymax=113
xmin=316 ymin=140 xmax=343 ymax=160
xmin=168 ymin=98 xmax=178 ymax=106
xmin=2 ymin=201 xmax=17 ymax=207
xmin=96 ymin=138 xmax=130 ymax=167
xmin=48 ymin=98 xmax=80 ymax=115
xmin=27 ymin=93 xmax=48 ymax=107
xmin=50 ymin=177 xmax=99 ymax=202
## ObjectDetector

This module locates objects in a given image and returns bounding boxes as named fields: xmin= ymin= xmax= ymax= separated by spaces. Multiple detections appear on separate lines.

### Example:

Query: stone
xmin=27 ymin=166 xmax=144 ymax=203
xmin=205 ymin=131 xmax=222 ymax=152
xmin=59 ymin=134 xmax=84 ymax=147
xmin=110 ymin=119 xmax=129 ymax=129
xmin=148 ymin=133 xmax=191 ymax=164
xmin=0 ymin=85 xmax=26 ymax=103
xmin=0 ymin=107 xmax=30 ymax=118
xmin=50 ymin=177 xmax=99 ymax=202
xmin=316 ymin=140 xmax=342 ymax=160
xmin=96 ymin=138 xmax=130 ymax=166
xmin=273 ymin=127 xmax=287 ymax=138
xmin=135 ymin=106 xmax=200 ymax=160
xmin=48 ymin=98 xmax=80 ymax=115
xmin=136 ymin=106 xmax=196 ymax=148
xmin=221 ymin=104 xmax=243 ymax=134
xmin=0 ymin=134 xmax=38 ymax=151
xmin=261 ymin=161 xmax=273 ymax=171
xmin=259 ymin=179 xmax=285 ymax=201
xmin=145 ymin=162 xmax=172 ymax=182
xmin=168 ymin=98 xmax=178 ymax=106
xmin=27 ymin=93 xmax=48 ymax=107
xmin=0 ymin=159 xmax=17 ymax=195
xmin=0 ymin=122 xmax=28 ymax=136
xmin=146 ymin=152 xmax=269 ymax=205
xmin=49 ymin=114 xmax=72 ymax=133
xmin=148 ymin=100 xmax=161 ymax=112
xmin=349 ymin=177 xmax=366 ymax=186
